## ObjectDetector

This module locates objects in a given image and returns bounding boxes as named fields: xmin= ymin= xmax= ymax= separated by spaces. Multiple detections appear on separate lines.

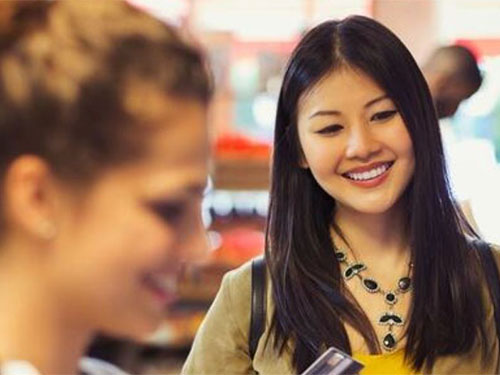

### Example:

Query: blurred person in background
xmin=0 ymin=1 xmax=211 ymax=374
xmin=184 ymin=16 xmax=500 ymax=375
xmin=422 ymin=45 xmax=482 ymax=121
xmin=423 ymin=45 xmax=497 ymax=237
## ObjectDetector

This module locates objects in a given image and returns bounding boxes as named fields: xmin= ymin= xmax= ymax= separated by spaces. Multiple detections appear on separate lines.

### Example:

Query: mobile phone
xmin=301 ymin=347 xmax=364 ymax=375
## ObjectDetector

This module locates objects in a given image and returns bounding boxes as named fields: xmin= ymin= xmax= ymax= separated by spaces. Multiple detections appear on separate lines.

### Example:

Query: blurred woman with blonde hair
xmin=0 ymin=1 xmax=211 ymax=374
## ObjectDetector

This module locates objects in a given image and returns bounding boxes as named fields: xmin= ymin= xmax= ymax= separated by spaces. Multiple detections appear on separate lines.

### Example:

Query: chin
xmin=339 ymin=198 xmax=399 ymax=216
xmin=353 ymin=206 xmax=393 ymax=215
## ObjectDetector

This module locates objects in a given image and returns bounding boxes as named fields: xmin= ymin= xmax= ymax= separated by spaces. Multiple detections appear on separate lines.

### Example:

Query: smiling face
xmin=297 ymin=66 xmax=415 ymax=216
xmin=46 ymin=96 xmax=209 ymax=340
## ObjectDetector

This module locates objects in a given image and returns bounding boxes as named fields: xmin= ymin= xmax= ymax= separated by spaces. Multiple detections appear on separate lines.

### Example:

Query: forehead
xmin=120 ymin=94 xmax=209 ymax=196
xmin=298 ymin=67 xmax=386 ymax=114
xmin=145 ymin=98 xmax=209 ymax=163
xmin=61 ymin=93 xmax=209 ymax=209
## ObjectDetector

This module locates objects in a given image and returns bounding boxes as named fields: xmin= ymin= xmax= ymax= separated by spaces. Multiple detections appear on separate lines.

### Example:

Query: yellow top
xmin=353 ymin=350 xmax=418 ymax=375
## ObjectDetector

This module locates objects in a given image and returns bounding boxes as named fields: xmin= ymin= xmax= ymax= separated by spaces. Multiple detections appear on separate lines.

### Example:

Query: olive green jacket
xmin=183 ymin=253 xmax=500 ymax=375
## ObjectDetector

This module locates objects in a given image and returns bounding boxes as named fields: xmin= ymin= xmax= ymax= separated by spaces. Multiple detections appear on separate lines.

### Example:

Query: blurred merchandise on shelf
xmin=214 ymin=133 xmax=271 ymax=190
xmin=215 ymin=133 xmax=271 ymax=159
xmin=211 ymin=228 xmax=265 ymax=266
xmin=148 ymin=309 xmax=207 ymax=348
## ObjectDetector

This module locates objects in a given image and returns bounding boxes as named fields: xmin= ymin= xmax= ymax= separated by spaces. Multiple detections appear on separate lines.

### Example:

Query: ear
xmin=299 ymin=158 xmax=309 ymax=169
xmin=298 ymin=149 xmax=309 ymax=169
xmin=3 ymin=155 xmax=59 ymax=241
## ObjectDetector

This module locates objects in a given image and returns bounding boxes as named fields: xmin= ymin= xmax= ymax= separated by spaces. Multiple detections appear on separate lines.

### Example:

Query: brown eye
xmin=371 ymin=110 xmax=397 ymax=122
xmin=317 ymin=124 xmax=343 ymax=135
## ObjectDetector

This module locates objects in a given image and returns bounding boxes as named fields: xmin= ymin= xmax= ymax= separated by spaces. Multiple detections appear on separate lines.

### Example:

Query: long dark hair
xmin=265 ymin=15 xmax=487 ymax=372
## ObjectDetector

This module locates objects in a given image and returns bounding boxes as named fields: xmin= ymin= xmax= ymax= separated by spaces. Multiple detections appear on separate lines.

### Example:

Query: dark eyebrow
xmin=307 ymin=95 xmax=390 ymax=119
xmin=364 ymin=94 xmax=390 ymax=108
xmin=308 ymin=109 xmax=341 ymax=119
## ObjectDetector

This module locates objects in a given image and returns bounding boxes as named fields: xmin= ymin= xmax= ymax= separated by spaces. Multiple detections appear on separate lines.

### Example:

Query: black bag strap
xmin=475 ymin=240 xmax=500 ymax=341
xmin=250 ymin=256 xmax=267 ymax=360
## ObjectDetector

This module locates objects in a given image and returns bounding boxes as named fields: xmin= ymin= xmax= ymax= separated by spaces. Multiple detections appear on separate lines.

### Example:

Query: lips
xmin=142 ymin=272 xmax=178 ymax=305
xmin=342 ymin=161 xmax=394 ymax=182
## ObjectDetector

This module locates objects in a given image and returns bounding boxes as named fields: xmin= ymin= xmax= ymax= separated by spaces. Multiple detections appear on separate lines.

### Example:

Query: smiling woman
xmin=297 ymin=67 xmax=415 ymax=215
xmin=184 ymin=15 xmax=500 ymax=375
xmin=0 ymin=1 xmax=211 ymax=374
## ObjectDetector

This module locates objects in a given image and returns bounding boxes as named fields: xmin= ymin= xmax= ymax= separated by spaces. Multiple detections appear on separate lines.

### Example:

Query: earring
xmin=38 ymin=221 xmax=57 ymax=240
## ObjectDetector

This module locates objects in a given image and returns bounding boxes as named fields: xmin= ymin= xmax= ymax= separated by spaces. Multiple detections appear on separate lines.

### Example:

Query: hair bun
xmin=0 ymin=1 xmax=52 ymax=53
xmin=0 ymin=2 xmax=18 ymax=35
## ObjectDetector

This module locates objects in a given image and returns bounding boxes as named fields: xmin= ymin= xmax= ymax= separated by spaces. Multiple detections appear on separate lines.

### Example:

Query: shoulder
xmin=478 ymin=242 xmax=500 ymax=270
xmin=223 ymin=258 xmax=253 ymax=294
xmin=182 ymin=259 xmax=259 ymax=374
xmin=489 ymin=243 xmax=500 ymax=259
xmin=221 ymin=257 xmax=272 ymax=323
xmin=192 ymin=259 xmax=255 ymax=341
xmin=486 ymin=244 xmax=500 ymax=281
xmin=218 ymin=259 xmax=255 ymax=329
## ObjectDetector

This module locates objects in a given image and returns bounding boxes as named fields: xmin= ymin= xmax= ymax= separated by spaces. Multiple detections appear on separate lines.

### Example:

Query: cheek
xmin=300 ymin=137 xmax=343 ymax=174
xmin=393 ymin=127 xmax=414 ymax=165
xmin=108 ymin=212 xmax=175 ymax=266
xmin=387 ymin=125 xmax=415 ymax=182
xmin=69 ymin=206 xmax=175 ymax=273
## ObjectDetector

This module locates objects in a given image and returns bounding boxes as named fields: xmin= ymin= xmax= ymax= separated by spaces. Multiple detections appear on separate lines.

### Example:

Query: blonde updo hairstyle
xmin=0 ymin=0 xmax=212 ymax=229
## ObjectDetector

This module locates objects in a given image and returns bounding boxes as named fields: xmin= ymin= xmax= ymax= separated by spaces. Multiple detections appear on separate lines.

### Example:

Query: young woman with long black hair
xmin=183 ymin=15 xmax=499 ymax=374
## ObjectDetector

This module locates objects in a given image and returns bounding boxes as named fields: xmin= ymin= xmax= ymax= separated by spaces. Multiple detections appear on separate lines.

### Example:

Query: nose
xmin=345 ymin=124 xmax=381 ymax=161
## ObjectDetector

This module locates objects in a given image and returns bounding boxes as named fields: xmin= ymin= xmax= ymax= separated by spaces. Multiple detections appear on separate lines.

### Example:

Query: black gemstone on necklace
xmin=378 ymin=313 xmax=404 ymax=326
xmin=382 ymin=333 xmax=397 ymax=351
xmin=352 ymin=263 xmax=365 ymax=272
xmin=385 ymin=292 xmax=397 ymax=305
xmin=392 ymin=315 xmax=403 ymax=324
xmin=362 ymin=278 xmax=379 ymax=293
xmin=398 ymin=277 xmax=411 ymax=292
xmin=344 ymin=268 xmax=353 ymax=279
xmin=344 ymin=263 xmax=365 ymax=280
xmin=335 ymin=252 xmax=347 ymax=262
xmin=379 ymin=314 xmax=391 ymax=324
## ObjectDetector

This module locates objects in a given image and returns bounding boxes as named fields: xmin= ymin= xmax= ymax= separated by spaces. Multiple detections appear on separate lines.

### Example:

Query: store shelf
xmin=213 ymin=157 xmax=270 ymax=190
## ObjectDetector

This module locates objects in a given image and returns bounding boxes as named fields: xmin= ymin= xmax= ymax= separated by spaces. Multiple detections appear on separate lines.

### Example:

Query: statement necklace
xmin=335 ymin=248 xmax=412 ymax=352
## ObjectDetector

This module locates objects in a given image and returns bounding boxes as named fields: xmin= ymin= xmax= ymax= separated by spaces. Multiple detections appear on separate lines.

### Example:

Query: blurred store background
xmin=90 ymin=1 xmax=500 ymax=373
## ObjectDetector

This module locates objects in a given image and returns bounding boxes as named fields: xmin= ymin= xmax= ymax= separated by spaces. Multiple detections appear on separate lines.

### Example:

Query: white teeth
xmin=146 ymin=274 xmax=177 ymax=292
xmin=346 ymin=163 xmax=391 ymax=181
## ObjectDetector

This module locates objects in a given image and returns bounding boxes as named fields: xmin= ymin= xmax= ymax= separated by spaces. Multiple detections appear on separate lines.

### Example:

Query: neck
xmin=0 ymin=253 xmax=92 ymax=375
xmin=333 ymin=200 xmax=410 ymax=265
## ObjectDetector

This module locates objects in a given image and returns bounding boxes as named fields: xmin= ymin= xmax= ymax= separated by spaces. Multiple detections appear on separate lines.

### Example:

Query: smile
xmin=343 ymin=162 xmax=394 ymax=181
xmin=142 ymin=273 xmax=178 ymax=305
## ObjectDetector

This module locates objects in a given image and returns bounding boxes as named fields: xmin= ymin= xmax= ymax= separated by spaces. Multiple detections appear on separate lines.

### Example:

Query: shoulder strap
xmin=475 ymin=240 xmax=500 ymax=341
xmin=249 ymin=256 xmax=267 ymax=361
